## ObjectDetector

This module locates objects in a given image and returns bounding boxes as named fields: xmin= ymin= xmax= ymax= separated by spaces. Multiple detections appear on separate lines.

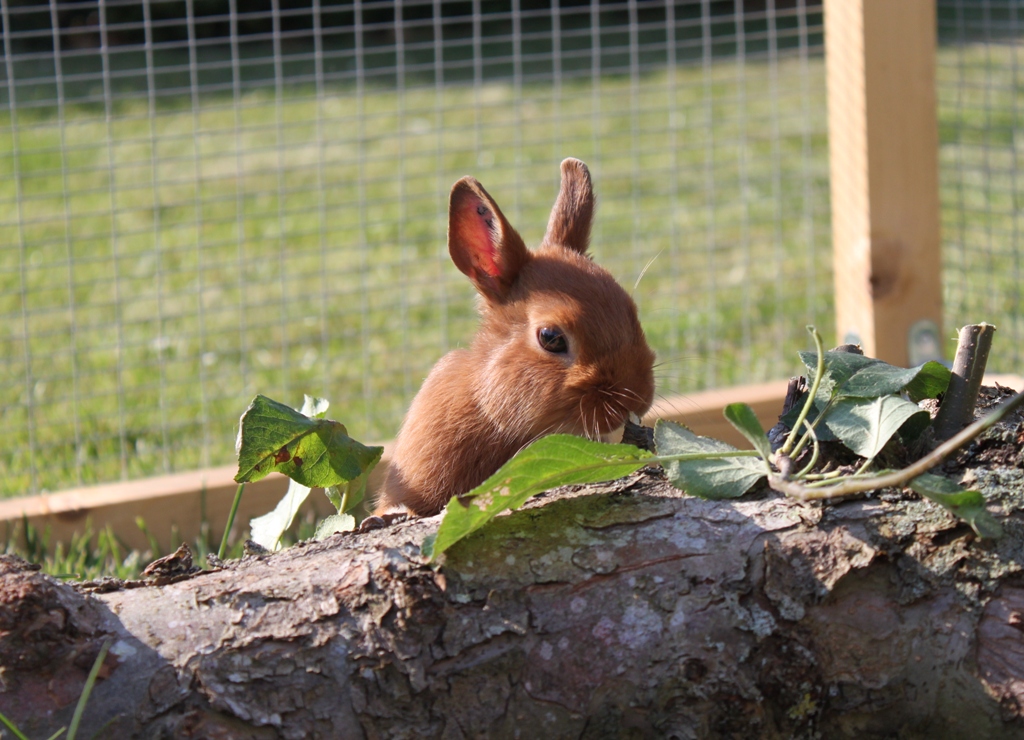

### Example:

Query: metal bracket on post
xmin=908 ymin=319 xmax=943 ymax=367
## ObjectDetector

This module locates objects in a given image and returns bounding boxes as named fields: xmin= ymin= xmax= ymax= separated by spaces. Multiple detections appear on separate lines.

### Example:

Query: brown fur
xmin=376 ymin=158 xmax=656 ymax=516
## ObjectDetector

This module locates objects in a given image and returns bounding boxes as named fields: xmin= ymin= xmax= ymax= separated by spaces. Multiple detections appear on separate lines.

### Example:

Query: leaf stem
xmin=338 ymin=481 xmax=351 ymax=514
xmin=803 ymin=470 xmax=887 ymax=488
xmin=218 ymin=482 xmax=245 ymax=560
xmin=793 ymin=421 xmax=821 ymax=479
xmin=801 ymin=470 xmax=842 ymax=481
xmin=770 ymin=389 xmax=1024 ymax=501
xmin=780 ymin=326 xmax=825 ymax=458
xmin=789 ymin=397 xmax=833 ymax=463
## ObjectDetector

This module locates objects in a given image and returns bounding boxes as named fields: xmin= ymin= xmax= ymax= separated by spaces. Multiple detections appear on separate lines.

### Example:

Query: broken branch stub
xmin=933 ymin=323 xmax=996 ymax=441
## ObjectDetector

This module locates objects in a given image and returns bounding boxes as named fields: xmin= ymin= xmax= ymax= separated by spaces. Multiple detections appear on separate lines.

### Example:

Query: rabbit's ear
xmin=448 ymin=177 xmax=529 ymax=301
xmin=542 ymin=158 xmax=594 ymax=255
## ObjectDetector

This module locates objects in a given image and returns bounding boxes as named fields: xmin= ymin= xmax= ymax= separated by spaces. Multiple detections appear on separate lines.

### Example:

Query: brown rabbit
xmin=375 ymin=158 xmax=656 ymax=516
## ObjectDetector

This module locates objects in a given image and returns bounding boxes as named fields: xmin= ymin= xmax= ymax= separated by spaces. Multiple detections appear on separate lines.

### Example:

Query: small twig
xmin=770 ymin=388 xmax=1024 ymax=502
xmin=933 ymin=323 xmax=996 ymax=441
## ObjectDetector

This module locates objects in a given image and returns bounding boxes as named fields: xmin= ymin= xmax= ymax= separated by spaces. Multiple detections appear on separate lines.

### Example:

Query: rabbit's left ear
xmin=542 ymin=157 xmax=595 ymax=255
xmin=448 ymin=176 xmax=530 ymax=303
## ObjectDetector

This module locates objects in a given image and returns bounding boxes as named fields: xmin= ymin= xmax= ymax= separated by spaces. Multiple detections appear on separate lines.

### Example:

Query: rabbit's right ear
xmin=448 ymin=177 xmax=529 ymax=302
xmin=542 ymin=157 xmax=594 ymax=254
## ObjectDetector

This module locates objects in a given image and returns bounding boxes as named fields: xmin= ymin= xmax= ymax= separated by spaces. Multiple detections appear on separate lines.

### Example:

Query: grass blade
xmin=218 ymin=482 xmax=246 ymax=559
xmin=67 ymin=638 xmax=112 ymax=740
xmin=0 ymin=711 xmax=31 ymax=740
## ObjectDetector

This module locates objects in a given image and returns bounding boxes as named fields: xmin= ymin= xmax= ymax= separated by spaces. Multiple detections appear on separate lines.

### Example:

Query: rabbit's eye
xmin=537 ymin=327 xmax=568 ymax=354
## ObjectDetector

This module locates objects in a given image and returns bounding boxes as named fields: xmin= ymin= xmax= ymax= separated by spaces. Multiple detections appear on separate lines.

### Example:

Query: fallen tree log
xmin=2 ymin=415 xmax=1024 ymax=738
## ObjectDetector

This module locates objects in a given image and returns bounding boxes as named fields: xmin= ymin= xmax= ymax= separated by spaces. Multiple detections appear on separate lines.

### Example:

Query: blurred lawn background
xmin=0 ymin=62 xmax=831 ymax=496
xmin=1 ymin=1 xmax=834 ymax=497
xmin=1 ymin=0 xmax=1021 ymax=499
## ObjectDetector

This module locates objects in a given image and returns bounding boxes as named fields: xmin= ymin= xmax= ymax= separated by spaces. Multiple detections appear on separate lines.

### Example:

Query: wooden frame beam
xmin=825 ymin=0 xmax=944 ymax=366
xmin=0 ymin=452 xmax=391 ymax=554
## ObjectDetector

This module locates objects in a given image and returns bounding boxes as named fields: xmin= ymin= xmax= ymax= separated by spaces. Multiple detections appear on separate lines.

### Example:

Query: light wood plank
xmin=0 ymin=446 xmax=392 ymax=554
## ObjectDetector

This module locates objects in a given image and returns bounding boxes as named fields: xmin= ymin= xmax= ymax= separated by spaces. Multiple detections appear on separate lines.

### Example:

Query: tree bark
xmin=3 ymin=413 xmax=1024 ymax=739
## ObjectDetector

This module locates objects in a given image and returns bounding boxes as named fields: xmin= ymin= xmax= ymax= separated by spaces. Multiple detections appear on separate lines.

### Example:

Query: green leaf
xmin=789 ymin=353 xmax=948 ymax=457
xmin=799 ymin=350 xmax=878 ymax=398
xmin=821 ymin=395 xmax=927 ymax=459
xmin=247 ymin=395 xmax=328 ymax=551
xmin=902 ymin=361 xmax=953 ymax=403
xmin=897 ymin=409 xmax=933 ymax=445
xmin=424 ymin=435 xmax=653 ymax=560
xmin=836 ymin=360 xmax=950 ymax=401
xmin=343 ymin=467 xmax=371 ymax=513
xmin=654 ymin=420 xmax=766 ymax=500
xmin=240 ymin=395 xmax=381 ymax=551
xmin=835 ymin=363 xmax=925 ymax=398
xmin=314 ymin=513 xmax=357 ymax=540
xmin=909 ymin=473 xmax=1004 ymax=539
xmin=799 ymin=352 xmax=950 ymax=402
xmin=250 ymin=477 xmax=311 ymax=551
xmin=235 ymin=395 xmax=383 ymax=489
xmin=723 ymin=403 xmax=772 ymax=461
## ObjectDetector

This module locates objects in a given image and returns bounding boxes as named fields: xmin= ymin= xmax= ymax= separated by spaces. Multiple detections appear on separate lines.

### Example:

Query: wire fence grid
xmin=0 ymin=0 xmax=831 ymax=496
xmin=937 ymin=0 xmax=1024 ymax=370
xmin=0 ymin=0 xmax=1017 ymax=499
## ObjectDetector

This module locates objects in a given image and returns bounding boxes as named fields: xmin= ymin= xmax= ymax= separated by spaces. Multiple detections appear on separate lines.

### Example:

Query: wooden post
xmin=824 ymin=0 xmax=944 ymax=367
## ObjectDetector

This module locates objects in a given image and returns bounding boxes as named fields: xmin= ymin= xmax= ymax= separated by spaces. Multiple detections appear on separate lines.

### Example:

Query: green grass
xmin=0 ymin=54 xmax=833 ymax=498
xmin=936 ymin=43 xmax=1024 ymax=362
xmin=2 ymin=516 xmax=189 ymax=581
xmin=1 ymin=511 xmax=318 ymax=581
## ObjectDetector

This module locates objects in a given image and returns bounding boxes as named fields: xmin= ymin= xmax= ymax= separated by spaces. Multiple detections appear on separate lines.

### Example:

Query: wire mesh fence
xmin=937 ymin=0 xmax=1024 ymax=377
xmin=3 ymin=0 xmax=832 ymax=496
